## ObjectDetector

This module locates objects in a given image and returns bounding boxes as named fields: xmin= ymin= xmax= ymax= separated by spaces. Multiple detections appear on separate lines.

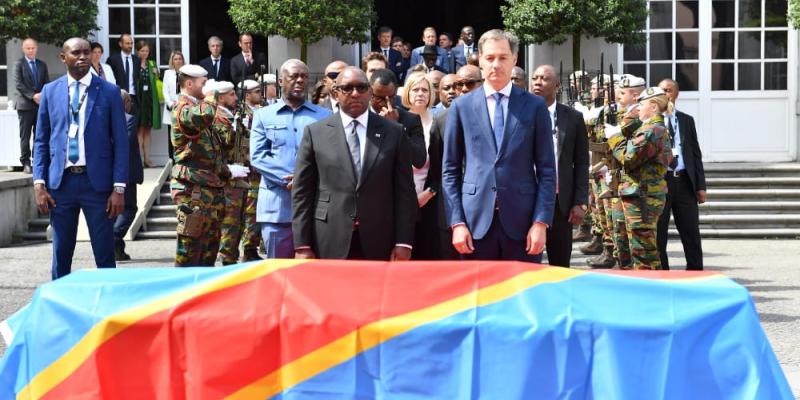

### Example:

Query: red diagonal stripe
xmin=41 ymin=261 xmax=542 ymax=399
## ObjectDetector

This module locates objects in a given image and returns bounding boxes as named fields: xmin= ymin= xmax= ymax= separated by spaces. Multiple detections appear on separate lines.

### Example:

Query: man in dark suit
xmin=532 ymin=65 xmax=590 ymax=267
xmin=443 ymin=30 xmax=556 ymax=262
xmin=375 ymin=26 xmax=405 ymax=81
xmin=230 ymin=33 xmax=267 ymax=84
xmin=33 ymin=38 xmax=129 ymax=280
xmin=656 ymin=79 xmax=706 ymax=270
xmin=198 ymin=36 xmax=232 ymax=82
xmin=391 ymin=37 xmax=410 ymax=83
xmin=106 ymin=34 xmax=138 ymax=108
xmin=292 ymin=67 xmax=416 ymax=260
xmin=439 ymin=32 xmax=465 ymax=74
xmin=113 ymin=90 xmax=144 ymax=261
xmin=368 ymin=68 xmax=426 ymax=168
xmin=14 ymin=38 xmax=49 ymax=173
xmin=455 ymin=26 xmax=478 ymax=61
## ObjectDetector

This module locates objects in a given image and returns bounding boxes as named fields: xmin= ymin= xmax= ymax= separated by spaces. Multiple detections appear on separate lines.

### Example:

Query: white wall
xmin=528 ymin=37 xmax=619 ymax=77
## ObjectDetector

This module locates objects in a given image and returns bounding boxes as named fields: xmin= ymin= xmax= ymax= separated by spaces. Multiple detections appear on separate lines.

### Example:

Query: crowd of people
xmin=19 ymin=23 xmax=707 ymax=280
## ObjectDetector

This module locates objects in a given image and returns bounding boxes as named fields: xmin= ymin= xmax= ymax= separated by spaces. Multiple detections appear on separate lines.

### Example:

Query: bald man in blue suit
xmin=33 ymin=38 xmax=128 ymax=279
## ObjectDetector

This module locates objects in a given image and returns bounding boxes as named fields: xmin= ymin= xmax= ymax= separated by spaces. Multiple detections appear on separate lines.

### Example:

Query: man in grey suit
xmin=292 ymin=67 xmax=416 ymax=260
xmin=14 ymin=38 xmax=49 ymax=173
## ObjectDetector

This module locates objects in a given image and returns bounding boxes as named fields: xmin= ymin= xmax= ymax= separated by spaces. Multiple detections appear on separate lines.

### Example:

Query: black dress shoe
xmin=115 ymin=248 xmax=131 ymax=261
xmin=241 ymin=250 xmax=263 ymax=262
xmin=23 ymin=165 xmax=32 ymax=174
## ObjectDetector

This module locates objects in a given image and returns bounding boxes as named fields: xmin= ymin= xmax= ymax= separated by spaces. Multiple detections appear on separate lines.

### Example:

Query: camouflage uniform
xmin=171 ymin=93 xmax=228 ymax=267
xmin=587 ymin=109 xmax=614 ymax=254
xmin=609 ymin=106 xmax=642 ymax=269
xmin=241 ymin=104 xmax=263 ymax=258
xmin=608 ymin=113 xmax=672 ymax=270
xmin=216 ymin=106 xmax=251 ymax=265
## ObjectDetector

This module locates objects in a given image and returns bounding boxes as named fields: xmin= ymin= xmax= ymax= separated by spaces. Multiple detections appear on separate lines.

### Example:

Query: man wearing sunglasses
xmin=454 ymin=64 xmax=483 ymax=95
xmin=442 ymin=29 xmax=557 ymax=262
xmin=292 ymin=67 xmax=416 ymax=261
xmin=319 ymin=60 xmax=348 ymax=112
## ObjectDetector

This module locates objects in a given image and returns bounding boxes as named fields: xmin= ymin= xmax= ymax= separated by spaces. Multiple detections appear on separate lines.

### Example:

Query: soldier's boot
xmin=587 ymin=247 xmax=616 ymax=269
xmin=579 ymin=235 xmax=603 ymax=255
xmin=573 ymin=225 xmax=592 ymax=242
xmin=241 ymin=249 xmax=263 ymax=262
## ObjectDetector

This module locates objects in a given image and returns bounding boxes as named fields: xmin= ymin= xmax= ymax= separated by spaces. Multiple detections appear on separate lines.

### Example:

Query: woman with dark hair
xmin=311 ymin=80 xmax=329 ymax=105
xmin=89 ymin=42 xmax=116 ymax=84
xmin=135 ymin=40 xmax=162 ymax=167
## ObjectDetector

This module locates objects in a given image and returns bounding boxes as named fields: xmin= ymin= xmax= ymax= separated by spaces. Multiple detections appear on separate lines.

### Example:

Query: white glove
xmin=228 ymin=164 xmax=249 ymax=178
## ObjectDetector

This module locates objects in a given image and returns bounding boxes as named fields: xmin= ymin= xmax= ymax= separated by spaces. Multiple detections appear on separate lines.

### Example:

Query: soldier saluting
xmin=606 ymin=86 xmax=673 ymax=270
xmin=170 ymin=65 xmax=230 ymax=267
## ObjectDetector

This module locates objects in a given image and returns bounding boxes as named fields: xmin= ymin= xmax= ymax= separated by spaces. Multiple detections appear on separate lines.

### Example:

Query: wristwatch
xmin=114 ymin=186 xmax=126 ymax=194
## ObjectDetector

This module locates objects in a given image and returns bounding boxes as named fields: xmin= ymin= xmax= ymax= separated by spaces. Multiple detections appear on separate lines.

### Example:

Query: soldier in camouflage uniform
xmin=214 ymin=81 xmax=250 ymax=265
xmin=170 ymin=65 xmax=230 ymax=267
xmin=240 ymin=81 xmax=264 ymax=261
xmin=607 ymin=87 xmax=673 ymax=270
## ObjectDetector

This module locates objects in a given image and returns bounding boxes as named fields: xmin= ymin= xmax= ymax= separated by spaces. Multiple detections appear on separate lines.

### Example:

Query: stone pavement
xmin=0 ymin=238 xmax=798 ymax=396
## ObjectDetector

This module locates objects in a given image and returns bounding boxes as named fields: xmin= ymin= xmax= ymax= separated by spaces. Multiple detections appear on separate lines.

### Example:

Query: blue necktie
xmin=68 ymin=81 xmax=80 ymax=164
xmin=29 ymin=60 xmax=38 ymax=88
xmin=492 ymin=92 xmax=505 ymax=151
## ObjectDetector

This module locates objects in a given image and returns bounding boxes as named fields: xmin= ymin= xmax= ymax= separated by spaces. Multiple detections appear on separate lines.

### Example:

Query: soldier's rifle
xmin=232 ymin=75 xmax=248 ymax=166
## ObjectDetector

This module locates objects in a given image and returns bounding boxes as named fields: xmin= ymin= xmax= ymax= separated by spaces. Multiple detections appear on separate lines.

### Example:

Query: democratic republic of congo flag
xmin=0 ymin=260 xmax=793 ymax=399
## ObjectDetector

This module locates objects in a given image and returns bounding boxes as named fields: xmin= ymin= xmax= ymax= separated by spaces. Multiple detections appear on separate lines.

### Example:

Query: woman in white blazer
xmin=162 ymin=50 xmax=184 ymax=160
xmin=90 ymin=42 xmax=116 ymax=84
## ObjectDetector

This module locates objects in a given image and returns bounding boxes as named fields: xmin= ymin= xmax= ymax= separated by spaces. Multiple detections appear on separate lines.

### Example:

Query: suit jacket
xmin=107 ymin=52 xmax=139 ymax=94
xmin=292 ymin=112 xmax=417 ymax=259
xmin=14 ymin=58 xmax=49 ymax=110
xmin=456 ymin=43 xmax=478 ymax=59
xmin=376 ymin=48 xmax=405 ymax=81
xmin=410 ymin=46 xmax=449 ymax=72
xmin=554 ymin=103 xmax=590 ymax=215
xmin=395 ymin=107 xmax=426 ymax=168
xmin=427 ymin=108 xmax=447 ymax=230
xmin=673 ymin=111 xmax=706 ymax=192
xmin=251 ymin=101 xmax=331 ymax=224
xmin=198 ymin=56 xmax=232 ymax=82
xmin=33 ymin=74 xmax=129 ymax=192
xmin=125 ymin=113 xmax=144 ymax=185
xmin=230 ymin=52 xmax=267 ymax=83
xmin=442 ymin=85 xmax=557 ymax=240
xmin=442 ymin=48 xmax=466 ymax=74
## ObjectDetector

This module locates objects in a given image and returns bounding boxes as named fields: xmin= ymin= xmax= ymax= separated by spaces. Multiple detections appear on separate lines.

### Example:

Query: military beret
xmin=239 ymin=79 xmax=259 ymax=91
xmin=202 ymin=80 xmax=234 ymax=96
xmin=637 ymin=86 xmax=666 ymax=101
xmin=178 ymin=64 xmax=207 ymax=78
xmin=619 ymin=76 xmax=646 ymax=88
xmin=590 ymin=74 xmax=610 ymax=85
xmin=260 ymin=73 xmax=277 ymax=84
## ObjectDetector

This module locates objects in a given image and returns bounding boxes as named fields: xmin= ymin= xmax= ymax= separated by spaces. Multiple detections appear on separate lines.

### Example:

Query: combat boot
xmin=579 ymin=235 xmax=603 ymax=255
xmin=241 ymin=249 xmax=263 ymax=262
xmin=572 ymin=225 xmax=592 ymax=242
xmin=587 ymin=247 xmax=615 ymax=269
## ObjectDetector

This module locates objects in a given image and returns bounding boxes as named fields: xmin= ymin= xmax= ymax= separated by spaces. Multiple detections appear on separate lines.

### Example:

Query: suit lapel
xmin=498 ymin=87 xmax=523 ymax=157
xmin=84 ymin=75 xmax=101 ymax=131
xmin=473 ymin=87 xmax=497 ymax=154
xmin=556 ymin=104 xmax=568 ymax=158
xmin=326 ymin=114 xmax=358 ymax=186
xmin=359 ymin=113 xmax=385 ymax=189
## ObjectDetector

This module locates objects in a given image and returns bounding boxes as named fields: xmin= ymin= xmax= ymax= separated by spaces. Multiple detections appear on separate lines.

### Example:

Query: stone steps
xmin=136 ymin=182 xmax=176 ymax=240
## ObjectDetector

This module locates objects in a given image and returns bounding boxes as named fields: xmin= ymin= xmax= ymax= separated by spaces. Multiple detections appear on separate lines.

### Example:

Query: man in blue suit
xmin=442 ymin=29 xmax=556 ymax=262
xmin=33 ymin=38 xmax=129 ymax=279
xmin=409 ymin=27 xmax=449 ymax=73
xmin=250 ymin=59 xmax=331 ymax=258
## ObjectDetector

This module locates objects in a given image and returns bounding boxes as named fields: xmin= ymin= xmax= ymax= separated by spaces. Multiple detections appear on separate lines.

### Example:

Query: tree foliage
xmin=228 ymin=0 xmax=376 ymax=63
xmin=0 ymin=0 xmax=98 ymax=45
xmin=502 ymin=0 xmax=648 ymax=71
xmin=789 ymin=0 xmax=800 ymax=28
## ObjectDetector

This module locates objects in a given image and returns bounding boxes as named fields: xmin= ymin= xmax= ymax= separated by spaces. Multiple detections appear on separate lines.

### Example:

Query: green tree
xmin=789 ymin=0 xmax=800 ymax=28
xmin=0 ymin=0 xmax=98 ymax=45
xmin=502 ymin=0 xmax=648 ymax=72
xmin=228 ymin=0 xmax=376 ymax=63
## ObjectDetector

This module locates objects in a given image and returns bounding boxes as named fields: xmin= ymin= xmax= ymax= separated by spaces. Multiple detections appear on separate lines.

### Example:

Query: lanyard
xmin=71 ymin=84 xmax=89 ymax=125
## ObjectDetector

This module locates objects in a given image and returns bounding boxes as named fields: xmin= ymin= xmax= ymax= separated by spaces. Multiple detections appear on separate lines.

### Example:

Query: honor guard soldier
xmin=213 ymin=80 xmax=252 ymax=265
xmin=606 ymin=87 xmax=673 ymax=270
xmin=170 ymin=65 xmax=230 ymax=267
xmin=239 ymin=80 xmax=265 ymax=261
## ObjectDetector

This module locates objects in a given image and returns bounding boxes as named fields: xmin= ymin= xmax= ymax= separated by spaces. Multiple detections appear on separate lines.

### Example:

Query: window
xmin=711 ymin=0 xmax=788 ymax=90
xmin=108 ymin=0 xmax=183 ymax=72
xmin=623 ymin=0 xmax=700 ymax=91
xmin=0 ymin=47 xmax=7 ymax=97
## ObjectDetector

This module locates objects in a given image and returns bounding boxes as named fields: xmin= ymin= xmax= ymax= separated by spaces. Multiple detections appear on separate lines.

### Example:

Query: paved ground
xmin=0 ymin=238 xmax=798 ymax=396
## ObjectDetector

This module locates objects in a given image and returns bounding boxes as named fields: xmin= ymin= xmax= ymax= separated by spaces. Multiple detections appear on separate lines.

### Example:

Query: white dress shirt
xmin=339 ymin=109 xmax=368 ymax=166
xmin=483 ymin=81 xmax=512 ymax=131
xmin=121 ymin=51 xmax=136 ymax=95
xmin=548 ymin=101 xmax=559 ymax=192
xmin=65 ymin=72 xmax=93 ymax=168
xmin=162 ymin=69 xmax=180 ymax=125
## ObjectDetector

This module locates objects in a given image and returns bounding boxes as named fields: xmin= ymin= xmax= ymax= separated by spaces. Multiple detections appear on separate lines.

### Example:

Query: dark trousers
xmin=411 ymin=199 xmax=440 ymax=260
xmin=656 ymin=172 xmax=703 ymax=270
xmin=464 ymin=211 xmax=542 ymax=263
xmin=166 ymin=125 xmax=174 ymax=160
xmin=49 ymin=171 xmax=116 ymax=280
xmin=546 ymin=199 xmax=573 ymax=267
xmin=17 ymin=109 xmax=37 ymax=165
xmin=348 ymin=230 xmax=365 ymax=259
xmin=113 ymin=184 xmax=138 ymax=252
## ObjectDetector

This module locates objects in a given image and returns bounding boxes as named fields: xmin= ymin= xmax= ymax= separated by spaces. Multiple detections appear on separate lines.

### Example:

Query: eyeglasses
xmin=455 ymin=79 xmax=482 ymax=89
xmin=336 ymin=83 xmax=370 ymax=94
xmin=326 ymin=71 xmax=340 ymax=80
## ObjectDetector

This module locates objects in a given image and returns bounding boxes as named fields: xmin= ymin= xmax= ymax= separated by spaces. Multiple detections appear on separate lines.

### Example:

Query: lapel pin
xmin=375 ymin=133 xmax=381 ymax=138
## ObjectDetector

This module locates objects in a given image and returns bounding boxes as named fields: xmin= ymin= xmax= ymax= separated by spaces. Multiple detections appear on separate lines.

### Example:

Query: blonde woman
xmin=162 ymin=50 xmax=184 ymax=160
xmin=607 ymin=87 xmax=673 ymax=270
xmin=402 ymin=72 xmax=441 ymax=260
